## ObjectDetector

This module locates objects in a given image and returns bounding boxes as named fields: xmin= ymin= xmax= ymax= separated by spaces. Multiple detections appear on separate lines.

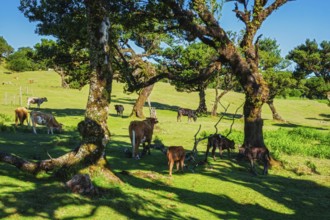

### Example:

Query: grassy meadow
xmin=0 ymin=69 xmax=330 ymax=220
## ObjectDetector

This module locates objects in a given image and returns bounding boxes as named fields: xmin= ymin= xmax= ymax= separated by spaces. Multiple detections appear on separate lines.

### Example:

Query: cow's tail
xmin=132 ymin=130 xmax=135 ymax=158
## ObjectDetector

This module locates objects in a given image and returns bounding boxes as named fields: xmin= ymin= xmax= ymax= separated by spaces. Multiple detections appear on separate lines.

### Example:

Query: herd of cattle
xmin=13 ymin=98 xmax=270 ymax=176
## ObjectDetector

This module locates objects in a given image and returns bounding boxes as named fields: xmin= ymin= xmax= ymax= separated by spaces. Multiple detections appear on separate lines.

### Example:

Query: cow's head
xmin=146 ymin=117 xmax=158 ymax=125
xmin=192 ymin=112 xmax=197 ymax=122
xmin=43 ymin=97 xmax=48 ymax=102
xmin=55 ymin=123 xmax=63 ymax=133
xmin=228 ymin=139 xmax=235 ymax=149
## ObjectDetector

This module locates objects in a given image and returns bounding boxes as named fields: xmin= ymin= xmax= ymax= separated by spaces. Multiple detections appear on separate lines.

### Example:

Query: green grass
xmin=0 ymin=69 xmax=330 ymax=219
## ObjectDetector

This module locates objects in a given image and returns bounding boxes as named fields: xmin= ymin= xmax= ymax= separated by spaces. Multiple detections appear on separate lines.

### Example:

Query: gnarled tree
xmin=138 ymin=0 xmax=295 ymax=147
xmin=0 ymin=0 xmax=119 ymax=180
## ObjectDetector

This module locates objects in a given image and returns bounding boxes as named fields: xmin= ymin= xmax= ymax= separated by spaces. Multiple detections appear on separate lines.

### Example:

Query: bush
xmin=264 ymin=128 xmax=330 ymax=159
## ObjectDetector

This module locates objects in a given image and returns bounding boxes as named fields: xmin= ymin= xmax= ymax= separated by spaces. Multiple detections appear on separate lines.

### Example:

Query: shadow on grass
xmin=112 ymin=97 xmax=182 ymax=112
xmin=1 ymin=134 xmax=330 ymax=219
xmin=273 ymin=122 xmax=329 ymax=131
xmin=305 ymin=113 xmax=330 ymax=122
xmin=27 ymin=108 xmax=85 ymax=117
xmin=107 ymin=141 xmax=330 ymax=219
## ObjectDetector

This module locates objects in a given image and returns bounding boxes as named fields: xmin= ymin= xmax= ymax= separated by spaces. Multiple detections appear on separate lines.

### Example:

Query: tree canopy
xmin=0 ymin=36 xmax=14 ymax=62
xmin=287 ymin=39 xmax=330 ymax=83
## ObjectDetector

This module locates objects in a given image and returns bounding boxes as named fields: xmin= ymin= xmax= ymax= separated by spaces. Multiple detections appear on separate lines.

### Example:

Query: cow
xmin=27 ymin=97 xmax=48 ymax=109
xmin=114 ymin=104 xmax=124 ymax=116
xmin=167 ymin=146 xmax=186 ymax=176
xmin=128 ymin=117 xmax=158 ymax=159
xmin=237 ymin=145 xmax=271 ymax=175
xmin=14 ymin=107 xmax=29 ymax=126
xmin=177 ymin=108 xmax=197 ymax=122
xmin=204 ymin=134 xmax=235 ymax=162
xmin=29 ymin=111 xmax=63 ymax=134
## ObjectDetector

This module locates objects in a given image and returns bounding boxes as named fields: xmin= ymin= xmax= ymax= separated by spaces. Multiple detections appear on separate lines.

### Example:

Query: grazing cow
xmin=167 ymin=146 xmax=186 ymax=176
xmin=129 ymin=117 xmax=158 ymax=159
xmin=14 ymin=107 xmax=29 ymax=126
xmin=204 ymin=134 xmax=235 ymax=162
xmin=237 ymin=146 xmax=271 ymax=175
xmin=177 ymin=108 xmax=197 ymax=122
xmin=29 ymin=111 xmax=63 ymax=134
xmin=27 ymin=97 xmax=48 ymax=109
xmin=114 ymin=104 xmax=124 ymax=116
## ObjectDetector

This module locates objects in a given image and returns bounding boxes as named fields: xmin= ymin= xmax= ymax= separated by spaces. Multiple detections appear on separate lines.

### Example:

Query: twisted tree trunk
xmin=267 ymin=99 xmax=285 ymax=121
xmin=211 ymin=88 xmax=230 ymax=116
xmin=130 ymin=84 xmax=154 ymax=118
xmin=0 ymin=0 xmax=120 ymax=182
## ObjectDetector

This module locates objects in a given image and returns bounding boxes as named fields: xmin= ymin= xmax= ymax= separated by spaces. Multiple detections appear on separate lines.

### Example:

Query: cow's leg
xmin=147 ymin=142 xmax=151 ymax=155
xmin=15 ymin=113 xmax=18 ymax=126
xmin=134 ymin=140 xmax=140 ymax=159
xmin=212 ymin=145 xmax=217 ymax=160
xmin=180 ymin=158 xmax=185 ymax=173
xmin=262 ymin=153 xmax=269 ymax=175
xmin=249 ymin=157 xmax=258 ymax=176
xmin=169 ymin=161 xmax=174 ymax=176
xmin=219 ymin=147 xmax=223 ymax=159
xmin=204 ymin=144 xmax=211 ymax=162
xmin=32 ymin=125 xmax=37 ymax=134
xmin=176 ymin=161 xmax=180 ymax=172
xmin=263 ymin=162 xmax=268 ymax=175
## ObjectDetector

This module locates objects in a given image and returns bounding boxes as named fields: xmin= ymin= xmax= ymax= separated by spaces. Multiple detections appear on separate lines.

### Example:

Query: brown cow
xmin=167 ymin=146 xmax=186 ymax=176
xmin=27 ymin=97 xmax=48 ymax=109
xmin=15 ymin=107 xmax=29 ymax=126
xmin=129 ymin=117 xmax=158 ymax=159
xmin=29 ymin=111 xmax=63 ymax=134
xmin=204 ymin=134 xmax=235 ymax=162
xmin=237 ymin=145 xmax=271 ymax=175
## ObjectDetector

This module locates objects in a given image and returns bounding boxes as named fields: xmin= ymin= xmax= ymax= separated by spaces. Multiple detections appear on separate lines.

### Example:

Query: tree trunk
xmin=196 ymin=84 xmax=207 ymax=115
xmin=0 ymin=1 xmax=120 ymax=182
xmin=211 ymin=88 xmax=230 ymax=116
xmin=130 ymin=84 xmax=154 ymax=118
xmin=267 ymin=99 xmax=284 ymax=121
xmin=54 ymin=67 xmax=69 ymax=88
xmin=241 ymin=72 xmax=269 ymax=148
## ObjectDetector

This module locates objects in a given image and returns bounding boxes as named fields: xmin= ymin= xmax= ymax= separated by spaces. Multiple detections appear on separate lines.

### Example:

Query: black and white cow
xmin=27 ymin=97 xmax=48 ymax=109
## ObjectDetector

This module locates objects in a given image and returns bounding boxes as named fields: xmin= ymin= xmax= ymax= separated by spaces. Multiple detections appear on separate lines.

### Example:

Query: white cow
xmin=27 ymin=97 xmax=48 ymax=109
xmin=29 ymin=111 xmax=62 ymax=134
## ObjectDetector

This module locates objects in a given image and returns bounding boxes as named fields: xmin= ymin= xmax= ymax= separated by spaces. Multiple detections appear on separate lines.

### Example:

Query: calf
xmin=177 ymin=108 xmax=197 ymax=122
xmin=15 ymin=107 xmax=29 ymax=126
xmin=29 ymin=111 xmax=63 ymax=134
xmin=204 ymin=134 xmax=235 ymax=162
xmin=237 ymin=146 xmax=271 ymax=175
xmin=129 ymin=117 xmax=158 ymax=159
xmin=167 ymin=146 xmax=186 ymax=176
xmin=27 ymin=97 xmax=48 ymax=109
xmin=114 ymin=104 xmax=124 ymax=116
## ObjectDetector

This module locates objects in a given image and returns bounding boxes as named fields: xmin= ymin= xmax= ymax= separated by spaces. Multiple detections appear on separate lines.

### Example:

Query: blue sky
xmin=0 ymin=0 xmax=329 ymax=57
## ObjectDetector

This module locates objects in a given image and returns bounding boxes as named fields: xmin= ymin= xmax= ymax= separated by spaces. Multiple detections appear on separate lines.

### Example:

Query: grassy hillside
xmin=0 ymin=69 xmax=330 ymax=220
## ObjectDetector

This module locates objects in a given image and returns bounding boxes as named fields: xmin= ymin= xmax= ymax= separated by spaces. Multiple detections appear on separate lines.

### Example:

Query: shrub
xmin=264 ymin=128 xmax=330 ymax=159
